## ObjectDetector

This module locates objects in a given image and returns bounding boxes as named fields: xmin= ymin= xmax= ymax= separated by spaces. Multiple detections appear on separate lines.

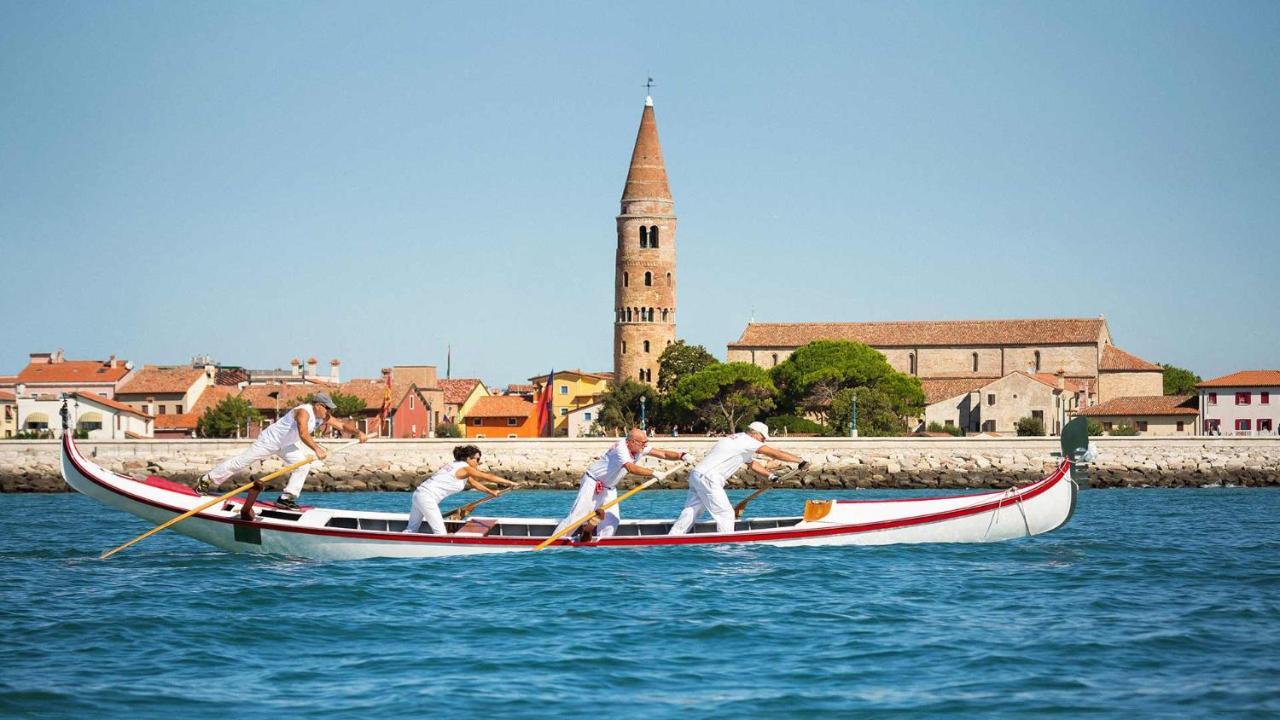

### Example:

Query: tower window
xmin=644 ymin=272 xmax=652 ymax=286
xmin=666 ymin=272 xmax=671 ymax=285
xmin=909 ymin=352 xmax=917 ymax=375
xmin=639 ymin=369 xmax=645 ymax=381
xmin=622 ymin=341 xmax=627 ymax=354
xmin=639 ymin=226 xmax=648 ymax=248
xmin=625 ymin=308 xmax=632 ymax=322
xmin=623 ymin=272 xmax=629 ymax=287
xmin=650 ymin=226 xmax=659 ymax=248
xmin=643 ymin=340 xmax=650 ymax=353
xmin=661 ymin=308 xmax=668 ymax=322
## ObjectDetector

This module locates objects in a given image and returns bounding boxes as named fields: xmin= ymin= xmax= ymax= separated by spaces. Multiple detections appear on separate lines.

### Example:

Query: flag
xmin=534 ymin=369 xmax=555 ymax=437
xmin=378 ymin=372 xmax=393 ymax=436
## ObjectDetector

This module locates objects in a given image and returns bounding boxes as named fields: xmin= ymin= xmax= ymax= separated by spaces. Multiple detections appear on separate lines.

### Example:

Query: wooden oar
xmin=99 ymin=439 xmax=362 ymax=560
xmin=733 ymin=467 xmax=805 ymax=519
xmin=444 ymin=486 xmax=518 ymax=521
xmin=533 ymin=472 xmax=668 ymax=551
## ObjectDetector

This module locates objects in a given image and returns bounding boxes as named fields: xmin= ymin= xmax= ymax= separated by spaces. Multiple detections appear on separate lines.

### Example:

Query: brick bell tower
xmin=614 ymin=95 xmax=676 ymax=386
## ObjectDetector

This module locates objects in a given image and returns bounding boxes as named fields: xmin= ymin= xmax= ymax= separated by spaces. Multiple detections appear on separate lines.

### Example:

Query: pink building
xmin=1198 ymin=370 xmax=1280 ymax=436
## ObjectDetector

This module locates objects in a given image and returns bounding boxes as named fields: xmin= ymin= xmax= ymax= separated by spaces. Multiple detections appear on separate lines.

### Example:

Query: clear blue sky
xmin=2 ymin=1 xmax=1277 ymax=386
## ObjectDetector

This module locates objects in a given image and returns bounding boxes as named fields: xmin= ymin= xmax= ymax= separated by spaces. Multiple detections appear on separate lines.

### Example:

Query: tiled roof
xmin=1076 ymin=395 xmax=1199 ymax=417
xmin=0 ymin=390 xmax=15 ymax=402
xmin=729 ymin=318 xmax=1107 ymax=348
xmin=117 ymin=365 xmax=206 ymax=395
xmin=1197 ymin=370 xmax=1280 ymax=388
xmin=0 ymin=375 xmax=17 ymax=388
xmin=1033 ymin=373 xmax=1090 ymax=393
xmin=155 ymin=414 xmax=198 ymax=430
xmin=467 ymin=396 xmax=535 ymax=419
xmin=527 ymin=369 xmax=612 ymax=382
xmin=920 ymin=378 xmax=994 ymax=405
xmin=238 ymin=383 xmax=316 ymax=412
xmin=74 ymin=392 xmax=153 ymax=419
xmin=440 ymin=378 xmax=483 ymax=405
xmin=17 ymin=359 xmax=132 ymax=384
xmin=621 ymin=102 xmax=672 ymax=203
xmin=1099 ymin=346 xmax=1161 ymax=372
xmin=505 ymin=384 xmax=535 ymax=394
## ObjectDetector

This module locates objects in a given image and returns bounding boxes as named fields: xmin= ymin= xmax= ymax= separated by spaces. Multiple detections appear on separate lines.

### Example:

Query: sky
xmin=2 ymin=0 xmax=1277 ymax=387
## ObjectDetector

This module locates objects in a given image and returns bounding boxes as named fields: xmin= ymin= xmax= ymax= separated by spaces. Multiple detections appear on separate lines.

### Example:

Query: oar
xmin=534 ymin=471 xmax=668 ymax=551
xmin=733 ymin=467 xmax=806 ymax=519
xmin=99 ymin=439 xmax=362 ymax=560
xmin=445 ymin=486 xmax=518 ymax=521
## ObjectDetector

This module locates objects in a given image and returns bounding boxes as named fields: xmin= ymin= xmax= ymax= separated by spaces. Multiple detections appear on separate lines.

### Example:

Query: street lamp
xmin=639 ymin=395 xmax=647 ymax=432
xmin=849 ymin=395 xmax=858 ymax=438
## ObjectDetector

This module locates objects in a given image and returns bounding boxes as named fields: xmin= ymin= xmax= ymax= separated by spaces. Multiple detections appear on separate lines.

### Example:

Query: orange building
xmin=464 ymin=396 xmax=538 ymax=438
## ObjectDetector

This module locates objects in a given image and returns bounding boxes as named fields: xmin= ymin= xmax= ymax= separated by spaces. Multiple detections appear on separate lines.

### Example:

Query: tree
xmin=197 ymin=396 xmax=261 ymax=438
xmin=670 ymin=362 xmax=777 ymax=433
xmin=1086 ymin=419 xmax=1104 ymax=436
xmin=1162 ymin=364 xmax=1201 ymax=395
xmin=297 ymin=391 xmax=366 ymax=418
xmin=1110 ymin=423 xmax=1139 ymax=436
xmin=657 ymin=341 xmax=718 ymax=394
xmin=926 ymin=421 xmax=964 ymax=437
xmin=597 ymin=380 xmax=659 ymax=435
xmin=828 ymin=386 xmax=916 ymax=437
xmin=1015 ymin=416 xmax=1046 ymax=436
xmin=770 ymin=341 xmax=924 ymax=433
xmin=435 ymin=421 xmax=462 ymax=438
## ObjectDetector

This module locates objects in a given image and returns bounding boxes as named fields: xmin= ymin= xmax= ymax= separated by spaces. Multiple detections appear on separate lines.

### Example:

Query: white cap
xmin=747 ymin=421 xmax=770 ymax=440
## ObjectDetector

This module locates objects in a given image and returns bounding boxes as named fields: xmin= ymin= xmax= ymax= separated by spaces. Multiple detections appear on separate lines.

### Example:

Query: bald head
xmin=625 ymin=428 xmax=649 ymax=451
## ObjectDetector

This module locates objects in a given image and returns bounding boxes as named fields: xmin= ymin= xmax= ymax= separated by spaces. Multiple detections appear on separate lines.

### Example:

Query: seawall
xmin=4 ymin=436 xmax=1280 ymax=492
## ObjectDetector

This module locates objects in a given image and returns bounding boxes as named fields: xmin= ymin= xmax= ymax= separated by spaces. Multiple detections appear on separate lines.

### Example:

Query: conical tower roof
xmin=621 ymin=98 xmax=671 ymax=203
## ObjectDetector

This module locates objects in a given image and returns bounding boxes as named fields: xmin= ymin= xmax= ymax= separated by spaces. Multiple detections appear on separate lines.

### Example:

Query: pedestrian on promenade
xmin=195 ymin=392 xmax=366 ymax=509
xmin=668 ymin=421 xmax=808 ymax=535
xmin=405 ymin=445 xmax=517 ymax=534
xmin=553 ymin=428 xmax=690 ymax=540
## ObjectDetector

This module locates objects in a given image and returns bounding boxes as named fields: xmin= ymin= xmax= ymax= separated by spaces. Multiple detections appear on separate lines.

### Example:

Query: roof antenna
xmin=750 ymin=305 xmax=756 ymax=323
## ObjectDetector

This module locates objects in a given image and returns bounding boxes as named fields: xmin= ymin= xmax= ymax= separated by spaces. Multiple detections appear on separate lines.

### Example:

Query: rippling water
xmin=1 ymin=488 xmax=1278 ymax=718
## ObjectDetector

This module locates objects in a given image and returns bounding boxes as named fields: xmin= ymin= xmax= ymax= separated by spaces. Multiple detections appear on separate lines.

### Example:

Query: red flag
xmin=533 ymin=369 xmax=554 ymax=437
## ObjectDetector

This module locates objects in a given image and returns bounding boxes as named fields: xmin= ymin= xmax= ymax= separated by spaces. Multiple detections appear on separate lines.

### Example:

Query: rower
xmin=552 ymin=428 xmax=690 ymax=541
xmin=668 ymin=421 xmax=808 ymax=535
xmin=195 ymin=392 xmax=365 ymax=510
xmin=405 ymin=445 xmax=517 ymax=534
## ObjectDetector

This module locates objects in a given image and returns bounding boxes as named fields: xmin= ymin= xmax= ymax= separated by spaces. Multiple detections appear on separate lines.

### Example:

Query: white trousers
xmin=668 ymin=470 xmax=735 ymax=534
xmin=553 ymin=475 xmax=620 ymax=538
xmin=405 ymin=488 xmax=446 ymax=534
xmin=208 ymin=442 xmax=312 ymax=497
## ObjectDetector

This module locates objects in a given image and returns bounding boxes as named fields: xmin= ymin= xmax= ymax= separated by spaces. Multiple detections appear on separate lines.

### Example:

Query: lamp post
xmin=849 ymin=395 xmax=858 ymax=438
xmin=639 ymin=395 xmax=647 ymax=432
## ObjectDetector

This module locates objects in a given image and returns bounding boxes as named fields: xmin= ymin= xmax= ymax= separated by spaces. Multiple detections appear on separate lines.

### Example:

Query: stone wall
xmin=3 ymin=436 xmax=1279 ymax=493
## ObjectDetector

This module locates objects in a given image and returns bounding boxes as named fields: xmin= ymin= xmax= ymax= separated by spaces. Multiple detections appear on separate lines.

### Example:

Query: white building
xmin=18 ymin=392 xmax=154 ymax=439
xmin=1198 ymin=370 xmax=1280 ymax=436
xmin=566 ymin=402 xmax=603 ymax=438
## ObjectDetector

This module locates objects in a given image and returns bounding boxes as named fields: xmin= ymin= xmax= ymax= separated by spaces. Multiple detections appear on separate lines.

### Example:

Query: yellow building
xmin=530 ymin=370 xmax=612 ymax=434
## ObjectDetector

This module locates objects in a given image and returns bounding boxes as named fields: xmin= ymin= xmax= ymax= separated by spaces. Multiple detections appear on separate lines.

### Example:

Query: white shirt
xmin=257 ymin=404 xmax=317 ymax=449
xmin=418 ymin=460 xmax=469 ymax=502
xmin=693 ymin=433 xmax=764 ymax=481
xmin=586 ymin=438 xmax=650 ymax=489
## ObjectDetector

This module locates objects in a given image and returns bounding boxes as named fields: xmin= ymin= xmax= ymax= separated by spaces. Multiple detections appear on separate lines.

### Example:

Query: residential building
xmin=921 ymin=371 xmax=1076 ymax=435
xmin=440 ymin=378 xmax=489 ymax=426
xmin=14 ymin=350 xmax=135 ymax=399
xmin=464 ymin=396 xmax=538 ymax=438
xmin=154 ymin=385 xmax=239 ymax=439
xmin=1197 ymin=370 xmax=1280 ymax=436
xmin=567 ymin=401 xmax=604 ymax=438
xmin=245 ymin=357 xmax=341 ymax=385
xmin=18 ymin=392 xmax=154 ymax=439
xmin=726 ymin=317 xmax=1161 ymax=405
xmin=115 ymin=364 xmax=215 ymax=418
xmin=504 ymin=384 xmax=535 ymax=401
xmin=1076 ymin=395 xmax=1200 ymax=436
xmin=0 ymin=390 xmax=16 ymax=438
xmin=614 ymin=95 xmax=677 ymax=386
xmin=530 ymin=369 xmax=611 ymax=434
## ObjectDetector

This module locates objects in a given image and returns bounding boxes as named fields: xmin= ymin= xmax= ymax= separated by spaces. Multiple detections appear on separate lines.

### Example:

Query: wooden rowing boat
xmin=62 ymin=419 xmax=1089 ymax=561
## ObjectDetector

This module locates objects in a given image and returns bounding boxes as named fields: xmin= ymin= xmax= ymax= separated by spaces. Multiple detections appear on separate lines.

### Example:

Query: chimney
xmin=307 ymin=358 xmax=318 ymax=377
xmin=53 ymin=349 xmax=65 ymax=364
xmin=204 ymin=364 xmax=216 ymax=380
xmin=329 ymin=359 xmax=341 ymax=384
xmin=1055 ymin=369 xmax=1065 ymax=391
xmin=108 ymin=355 xmax=117 ymax=369
xmin=290 ymin=358 xmax=301 ymax=377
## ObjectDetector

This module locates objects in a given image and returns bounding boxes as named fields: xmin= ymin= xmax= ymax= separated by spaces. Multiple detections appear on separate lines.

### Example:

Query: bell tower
xmin=614 ymin=96 xmax=676 ymax=386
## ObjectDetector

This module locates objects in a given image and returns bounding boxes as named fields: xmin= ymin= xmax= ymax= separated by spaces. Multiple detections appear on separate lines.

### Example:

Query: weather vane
xmin=645 ymin=77 xmax=655 ymax=95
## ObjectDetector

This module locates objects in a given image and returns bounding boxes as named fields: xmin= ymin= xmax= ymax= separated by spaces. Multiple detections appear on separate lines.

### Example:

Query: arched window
xmin=909 ymin=352 xmax=917 ymax=375
xmin=640 ymin=226 xmax=648 ymax=248
xmin=648 ymin=307 xmax=654 ymax=321
xmin=643 ymin=340 xmax=650 ymax=353
xmin=666 ymin=272 xmax=672 ymax=285
xmin=771 ymin=353 xmax=779 ymax=367
xmin=972 ymin=353 xmax=979 ymax=372
xmin=661 ymin=308 xmax=668 ymax=322
xmin=1034 ymin=350 xmax=1041 ymax=372
xmin=625 ymin=308 xmax=632 ymax=322
xmin=650 ymin=226 xmax=659 ymax=248
xmin=639 ymin=369 xmax=645 ymax=381
xmin=644 ymin=271 xmax=652 ymax=287
xmin=622 ymin=341 xmax=627 ymax=354
xmin=623 ymin=272 xmax=629 ymax=288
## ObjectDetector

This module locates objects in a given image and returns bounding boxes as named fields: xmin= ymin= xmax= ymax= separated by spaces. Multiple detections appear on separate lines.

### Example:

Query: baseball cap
xmin=747 ymin=421 xmax=770 ymax=440
xmin=313 ymin=392 xmax=337 ymax=410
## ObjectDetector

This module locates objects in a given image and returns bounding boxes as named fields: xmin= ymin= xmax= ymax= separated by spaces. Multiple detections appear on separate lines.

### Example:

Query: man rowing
xmin=195 ymin=392 xmax=366 ymax=509
xmin=669 ymin=421 xmax=807 ymax=535
xmin=553 ymin=428 xmax=689 ymax=540
xmin=405 ymin=445 xmax=517 ymax=534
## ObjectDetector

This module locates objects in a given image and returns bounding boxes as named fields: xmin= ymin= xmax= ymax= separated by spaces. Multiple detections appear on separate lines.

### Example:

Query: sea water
xmin=0 ymin=488 xmax=1277 ymax=719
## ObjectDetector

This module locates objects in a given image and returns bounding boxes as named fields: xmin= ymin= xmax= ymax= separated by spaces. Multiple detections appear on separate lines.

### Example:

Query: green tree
xmin=297 ymin=391 xmax=366 ymax=418
xmin=927 ymin=421 xmax=964 ymax=437
xmin=197 ymin=396 xmax=261 ymax=438
xmin=828 ymin=386 xmax=917 ymax=437
xmin=1110 ymin=423 xmax=1139 ymax=436
xmin=1015 ymin=416 xmax=1046 ymax=436
xmin=597 ymin=380 xmax=659 ymax=435
xmin=1086 ymin=419 xmax=1104 ymax=436
xmin=670 ymin=362 xmax=777 ymax=433
xmin=657 ymin=341 xmax=719 ymax=394
xmin=1161 ymin=364 xmax=1201 ymax=395
xmin=770 ymin=341 xmax=924 ymax=432
xmin=435 ymin=421 xmax=462 ymax=438
xmin=764 ymin=414 xmax=826 ymax=435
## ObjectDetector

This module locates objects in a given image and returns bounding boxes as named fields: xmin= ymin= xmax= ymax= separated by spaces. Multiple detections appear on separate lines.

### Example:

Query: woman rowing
xmin=405 ymin=445 xmax=518 ymax=534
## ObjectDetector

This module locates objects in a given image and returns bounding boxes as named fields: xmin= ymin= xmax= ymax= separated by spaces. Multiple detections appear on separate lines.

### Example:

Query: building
xmin=728 ymin=317 xmax=1161 ymax=406
xmin=921 ymin=371 xmax=1078 ymax=435
xmin=115 ymin=364 xmax=216 ymax=418
xmin=244 ymin=357 xmax=341 ymax=385
xmin=18 ymin=392 xmax=154 ymax=439
xmin=1076 ymin=395 xmax=1200 ymax=435
xmin=530 ymin=369 xmax=611 ymax=434
xmin=463 ymin=396 xmax=538 ymax=438
xmin=566 ymin=401 xmax=603 ymax=438
xmin=14 ymin=350 xmax=135 ymax=400
xmin=153 ymin=385 xmax=239 ymax=439
xmin=1197 ymin=370 xmax=1280 ymax=436
xmin=614 ymin=95 xmax=677 ymax=386
xmin=440 ymin=378 xmax=488 ymax=427
xmin=0 ymin=390 xmax=15 ymax=438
